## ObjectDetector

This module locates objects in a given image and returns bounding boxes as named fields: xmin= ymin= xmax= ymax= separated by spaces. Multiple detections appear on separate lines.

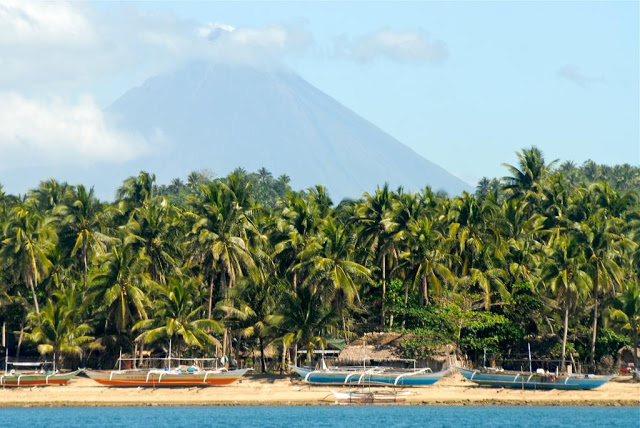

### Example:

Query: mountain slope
xmin=107 ymin=63 xmax=471 ymax=199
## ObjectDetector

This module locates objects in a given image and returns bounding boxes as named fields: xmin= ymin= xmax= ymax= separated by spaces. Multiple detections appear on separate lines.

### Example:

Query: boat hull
xmin=331 ymin=390 xmax=409 ymax=403
xmin=291 ymin=366 xmax=447 ymax=386
xmin=0 ymin=370 xmax=83 ymax=387
xmin=456 ymin=367 xmax=613 ymax=390
xmin=85 ymin=368 xmax=251 ymax=387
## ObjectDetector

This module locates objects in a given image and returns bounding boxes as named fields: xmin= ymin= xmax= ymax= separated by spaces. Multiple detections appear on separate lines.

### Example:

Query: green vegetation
xmin=0 ymin=148 xmax=638 ymax=374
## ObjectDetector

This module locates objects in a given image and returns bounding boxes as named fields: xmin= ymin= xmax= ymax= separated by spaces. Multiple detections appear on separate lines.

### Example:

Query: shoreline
xmin=0 ymin=373 xmax=638 ymax=408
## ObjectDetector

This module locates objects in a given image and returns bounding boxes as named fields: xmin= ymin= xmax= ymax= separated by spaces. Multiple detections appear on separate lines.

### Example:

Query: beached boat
xmin=456 ymin=366 xmax=613 ymax=390
xmin=291 ymin=365 xmax=449 ymax=386
xmin=1 ymin=352 xmax=83 ymax=387
xmin=330 ymin=389 xmax=410 ymax=403
xmin=85 ymin=353 xmax=251 ymax=387
xmin=85 ymin=366 xmax=251 ymax=387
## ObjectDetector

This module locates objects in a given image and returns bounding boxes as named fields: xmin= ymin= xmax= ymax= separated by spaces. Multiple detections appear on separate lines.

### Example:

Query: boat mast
xmin=168 ymin=338 xmax=172 ymax=370
xmin=119 ymin=349 xmax=122 ymax=371
xmin=4 ymin=348 xmax=7 ymax=374
xmin=528 ymin=343 xmax=532 ymax=373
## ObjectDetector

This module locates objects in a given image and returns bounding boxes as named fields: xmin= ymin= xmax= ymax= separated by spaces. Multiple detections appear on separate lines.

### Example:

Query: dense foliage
xmin=0 ymin=149 xmax=638 ymax=374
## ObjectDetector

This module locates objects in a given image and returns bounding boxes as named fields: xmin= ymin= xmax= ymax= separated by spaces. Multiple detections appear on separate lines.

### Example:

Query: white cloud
xmin=0 ymin=2 xmax=313 ymax=170
xmin=0 ymin=93 xmax=149 ymax=170
xmin=335 ymin=29 xmax=448 ymax=64
xmin=196 ymin=22 xmax=312 ymax=64
xmin=0 ymin=1 xmax=313 ymax=88
xmin=557 ymin=64 xmax=604 ymax=88
xmin=0 ymin=0 xmax=95 ymax=46
xmin=197 ymin=22 xmax=236 ymax=39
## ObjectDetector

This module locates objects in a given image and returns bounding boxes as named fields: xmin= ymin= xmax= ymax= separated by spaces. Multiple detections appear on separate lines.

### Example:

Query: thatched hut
xmin=617 ymin=346 xmax=640 ymax=370
xmin=336 ymin=332 xmax=463 ymax=371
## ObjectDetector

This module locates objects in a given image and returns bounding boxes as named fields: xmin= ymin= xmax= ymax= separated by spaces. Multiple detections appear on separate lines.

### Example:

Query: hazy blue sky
xmin=1 ymin=1 xmax=638 ymax=186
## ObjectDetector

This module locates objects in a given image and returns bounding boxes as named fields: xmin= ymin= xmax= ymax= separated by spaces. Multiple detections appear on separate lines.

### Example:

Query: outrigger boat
xmin=330 ymin=389 xmax=411 ymax=404
xmin=456 ymin=366 xmax=613 ymax=390
xmin=291 ymin=364 xmax=449 ymax=386
xmin=85 ymin=350 xmax=251 ymax=387
xmin=1 ymin=350 xmax=83 ymax=387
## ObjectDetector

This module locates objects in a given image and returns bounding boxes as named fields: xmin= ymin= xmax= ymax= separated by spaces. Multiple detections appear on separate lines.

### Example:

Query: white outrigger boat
xmin=330 ymin=389 xmax=411 ymax=404
xmin=291 ymin=360 xmax=449 ymax=387
xmin=85 ymin=349 xmax=251 ymax=387
xmin=1 ymin=350 xmax=83 ymax=387
xmin=456 ymin=366 xmax=613 ymax=390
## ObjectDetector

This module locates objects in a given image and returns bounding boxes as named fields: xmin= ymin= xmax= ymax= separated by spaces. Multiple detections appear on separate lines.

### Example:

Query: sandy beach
xmin=0 ymin=371 xmax=638 ymax=407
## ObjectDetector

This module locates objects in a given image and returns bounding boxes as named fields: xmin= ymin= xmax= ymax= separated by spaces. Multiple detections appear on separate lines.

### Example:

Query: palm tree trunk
xmin=632 ymin=319 xmax=638 ymax=381
xmin=561 ymin=290 xmax=570 ymax=371
xmin=222 ymin=328 xmax=228 ymax=360
xmin=342 ymin=311 xmax=347 ymax=334
xmin=293 ymin=343 xmax=298 ymax=366
xmin=381 ymin=254 xmax=386 ymax=328
xmin=280 ymin=340 xmax=287 ymax=373
xmin=422 ymin=274 xmax=429 ymax=306
xmin=293 ymin=272 xmax=297 ymax=291
xmin=235 ymin=332 xmax=241 ymax=363
xmin=27 ymin=275 xmax=40 ymax=315
xmin=83 ymin=243 xmax=88 ymax=290
xmin=402 ymin=281 xmax=409 ymax=328
xmin=589 ymin=276 xmax=599 ymax=371
xmin=16 ymin=323 xmax=24 ymax=359
xmin=207 ymin=275 xmax=215 ymax=319
xmin=259 ymin=336 xmax=267 ymax=373
xmin=55 ymin=348 xmax=62 ymax=371
xmin=403 ymin=280 xmax=409 ymax=306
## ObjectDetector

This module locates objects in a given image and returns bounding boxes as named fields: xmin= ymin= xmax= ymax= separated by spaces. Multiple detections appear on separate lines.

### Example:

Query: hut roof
xmin=618 ymin=346 xmax=640 ymax=358
xmin=337 ymin=332 xmax=456 ymax=364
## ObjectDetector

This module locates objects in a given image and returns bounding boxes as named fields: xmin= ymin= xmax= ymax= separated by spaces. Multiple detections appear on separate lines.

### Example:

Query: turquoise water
xmin=0 ymin=406 xmax=638 ymax=427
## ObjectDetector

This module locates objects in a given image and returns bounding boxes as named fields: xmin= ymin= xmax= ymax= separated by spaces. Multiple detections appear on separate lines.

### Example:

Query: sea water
xmin=0 ymin=406 xmax=638 ymax=428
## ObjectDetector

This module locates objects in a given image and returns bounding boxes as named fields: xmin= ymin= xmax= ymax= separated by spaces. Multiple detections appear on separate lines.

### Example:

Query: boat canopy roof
xmin=8 ymin=361 xmax=45 ymax=366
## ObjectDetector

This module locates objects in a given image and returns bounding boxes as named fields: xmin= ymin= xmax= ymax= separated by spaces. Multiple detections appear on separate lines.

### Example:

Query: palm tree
xmin=500 ymin=199 xmax=544 ymax=287
xmin=116 ymin=171 xmax=156 ymax=215
xmin=405 ymin=216 xmax=454 ymax=306
xmin=272 ymin=285 xmax=342 ymax=365
xmin=448 ymin=192 xmax=490 ymax=277
xmin=90 ymin=244 xmax=153 ymax=334
xmin=274 ymin=193 xmax=321 ymax=291
xmin=125 ymin=197 xmax=180 ymax=285
xmin=1 ymin=201 xmax=56 ymax=314
xmin=354 ymin=184 xmax=396 ymax=327
xmin=29 ymin=179 xmax=70 ymax=213
xmin=186 ymin=181 xmax=258 ymax=319
xmin=610 ymin=281 xmax=640 ymax=379
xmin=134 ymin=277 xmax=222 ymax=355
xmin=26 ymin=291 xmax=94 ymax=369
xmin=187 ymin=170 xmax=215 ymax=190
xmin=541 ymin=236 xmax=592 ymax=370
xmin=217 ymin=277 xmax=280 ymax=372
xmin=296 ymin=218 xmax=371 ymax=330
xmin=56 ymin=185 xmax=110 ymax=289
xmin=502 ymin=146 xmax=557 ymax=201
xmin=578 ymin=212 xmax=630 ymax=370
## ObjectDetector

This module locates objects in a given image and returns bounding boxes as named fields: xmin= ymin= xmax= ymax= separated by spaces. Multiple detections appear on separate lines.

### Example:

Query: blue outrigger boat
xmin=290 ymin=365 xmax=449 ymax=386
xmin=456 ymin=366 xmax=613 ymax=390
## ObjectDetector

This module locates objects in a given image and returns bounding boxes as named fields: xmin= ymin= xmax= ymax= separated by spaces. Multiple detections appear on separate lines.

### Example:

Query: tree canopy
xmin=0 ymin=149 xmax=638 ymax=373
